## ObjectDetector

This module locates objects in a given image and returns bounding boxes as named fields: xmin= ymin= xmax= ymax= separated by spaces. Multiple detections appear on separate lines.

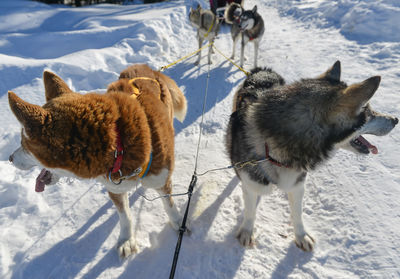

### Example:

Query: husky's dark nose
xmin=9 ymin=154 xmax=13 ymax=163
xmin=393 ymin=117 xmax=399 ymax=125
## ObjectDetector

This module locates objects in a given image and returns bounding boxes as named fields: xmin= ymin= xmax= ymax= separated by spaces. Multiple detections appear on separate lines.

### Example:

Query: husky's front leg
xmin=231 ymin=33 xmax=239 ymax=59
xmin=207 ymin=38 xmax=214 ymax=64
xmin=287 ymin=182 xmax=315 ymax=251
xmin=108 ymin=191 xmax=137 ymax=258
xmin=240 ymin=33 xmax=246 ymax=67
xmin=237 ymin=186 xmax=260 ymax=246
xmin=156 ymin=179 xmax=182 ymax=231
xmin=195 ymin=33 xmax=203 ymax=65
xmin=253 ymin=39 xmax=259 ymax=68
xmin=240 ymin=33 xmax=248 ymax=68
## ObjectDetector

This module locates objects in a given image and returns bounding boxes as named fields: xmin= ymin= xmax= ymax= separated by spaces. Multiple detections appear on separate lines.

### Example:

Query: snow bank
xmin=268 ymin=0 xmax=400 ymax=44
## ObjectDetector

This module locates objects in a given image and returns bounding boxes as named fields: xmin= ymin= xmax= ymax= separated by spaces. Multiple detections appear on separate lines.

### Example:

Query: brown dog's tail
xmin=156 ymin=72 xmax=187 ymax=123
xmin=224 ymin=3 xmax=242 ymax=24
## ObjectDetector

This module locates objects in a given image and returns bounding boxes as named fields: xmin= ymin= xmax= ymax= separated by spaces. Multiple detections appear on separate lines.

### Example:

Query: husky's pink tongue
xmin=358 ymin=136 xmax=378 ymax=154
xmin=35 ymin=168 xmax=51 ymax=192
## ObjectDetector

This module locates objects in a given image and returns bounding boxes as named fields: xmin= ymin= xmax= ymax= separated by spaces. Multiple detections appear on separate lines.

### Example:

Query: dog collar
xmin=110 ymin=125 xmax=124 ymax=174
xmin=108 ymin=77 xmax=161 ymax=185
xmin=265 ymin=143 xmax=290 ymax=168
xmin=108 ymin=126 xmax=153 ymax=185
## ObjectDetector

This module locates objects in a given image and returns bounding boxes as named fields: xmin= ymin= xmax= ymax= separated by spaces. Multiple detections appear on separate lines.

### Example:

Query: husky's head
xmin=238 ymin=5 xmax=257 ymax=31
xmin=318 ymin=61 xmax=398 ymax=155
xmin=252 ymin=61 xmax=397 ymax=170
xmin=189 ymin=4 xmax=202 ymax=28
xmin=8 ymin=71 xmax=118 ymax=192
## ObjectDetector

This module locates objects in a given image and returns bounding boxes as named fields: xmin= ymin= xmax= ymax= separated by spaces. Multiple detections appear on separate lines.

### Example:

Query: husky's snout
xmin=367 ymin=112 xmax=398 ymax=136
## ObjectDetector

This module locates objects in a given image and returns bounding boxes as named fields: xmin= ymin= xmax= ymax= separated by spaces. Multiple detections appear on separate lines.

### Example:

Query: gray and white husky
xmin=226 ymin=61 xmax=398 ymax=251
xmin=224 ymin=3 xmax=264 ymax=68
xmin=189 ymin=4 xmax=220 ymax=65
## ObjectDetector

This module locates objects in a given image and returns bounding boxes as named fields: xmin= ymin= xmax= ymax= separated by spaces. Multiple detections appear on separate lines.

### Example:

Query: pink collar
xmin=265 ymin=143 xmax=290 ymax=168
xmin=110 ymin=126 xmax=124 ymax=174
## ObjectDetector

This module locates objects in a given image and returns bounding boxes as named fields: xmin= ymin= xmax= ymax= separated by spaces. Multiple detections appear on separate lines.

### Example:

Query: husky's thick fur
xmin=8 ymin=64 xmax=187 ymax=258
xmin=226 ymin=61 xmax=398 ymax=251
xmin=225 ymin=3 xmax=264 ymax=68
xmin=189 ymin=4 xmax=220 ymax=65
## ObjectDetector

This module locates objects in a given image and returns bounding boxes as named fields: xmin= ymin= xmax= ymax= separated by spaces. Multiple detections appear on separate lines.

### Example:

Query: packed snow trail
xmin=0 ymin=0 xmax=399 ymax=278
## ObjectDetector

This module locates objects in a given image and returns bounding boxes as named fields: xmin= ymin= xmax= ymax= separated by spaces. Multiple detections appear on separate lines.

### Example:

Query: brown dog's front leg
xmin=108 ymin=191 xmax=137 ymax=258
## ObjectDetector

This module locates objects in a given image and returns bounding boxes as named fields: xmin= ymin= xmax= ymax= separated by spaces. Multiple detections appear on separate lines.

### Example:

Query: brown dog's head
xmin=8 ymin=71 xmax=118 ymax=191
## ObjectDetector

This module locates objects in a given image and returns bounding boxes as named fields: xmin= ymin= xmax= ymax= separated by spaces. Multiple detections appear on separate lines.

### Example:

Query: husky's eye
xmin=362 ymin=104 xmax=372 ymax=114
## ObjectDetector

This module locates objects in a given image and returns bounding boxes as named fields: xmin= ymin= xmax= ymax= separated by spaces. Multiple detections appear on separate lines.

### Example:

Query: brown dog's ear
xmin=318 ymin=60 xmax=341 ymax=82
xmin=340 ymin=76 xmax=381 ymax=109
xmin=43 ymin=71 xmax=73 ymax=102
xmin=8 ymin=91 xmax=50 ymax=131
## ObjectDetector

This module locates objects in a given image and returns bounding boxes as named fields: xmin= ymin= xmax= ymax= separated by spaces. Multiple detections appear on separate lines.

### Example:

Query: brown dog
xmin=8 ymin=64 xmax=187 ymax=258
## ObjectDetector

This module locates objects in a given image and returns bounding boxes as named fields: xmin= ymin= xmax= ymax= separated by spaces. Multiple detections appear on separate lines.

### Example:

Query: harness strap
xmin=138 ymin=152 xmax=152 ymax=178
xmin=204 ymin=16 xmax=214 ymax=38
xmin=128 ymin=77 xmax=161 ymax=99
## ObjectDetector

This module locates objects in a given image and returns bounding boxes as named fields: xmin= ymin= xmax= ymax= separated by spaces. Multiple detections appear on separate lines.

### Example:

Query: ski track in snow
xmin=0 ymin=0 xmax=399 ymax=278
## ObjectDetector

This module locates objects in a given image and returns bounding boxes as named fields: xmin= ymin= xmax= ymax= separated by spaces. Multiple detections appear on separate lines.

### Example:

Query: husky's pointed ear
xmin=341 ymin=76 xmax=381 ymax=108
xmin=319 ymin=60 xmax=341 ymax=82
xmin=43 ymin=71 xmax=73 ymax=102
xmin=252 ymin=5 xmax=257 ymax=13
xmin=8 ymin=91 xmax=50 ymax=131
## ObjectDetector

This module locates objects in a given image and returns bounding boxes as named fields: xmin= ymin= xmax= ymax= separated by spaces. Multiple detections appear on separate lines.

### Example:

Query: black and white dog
xmin=224 ymin=3 xmax=264 ymax=68
xmin=226 ymin=62 xmax=398 ymax=251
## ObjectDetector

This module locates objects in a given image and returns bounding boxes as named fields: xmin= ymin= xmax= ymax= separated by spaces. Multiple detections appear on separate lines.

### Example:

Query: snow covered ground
xmin=0 ymin=0 xmax=399 ymax=278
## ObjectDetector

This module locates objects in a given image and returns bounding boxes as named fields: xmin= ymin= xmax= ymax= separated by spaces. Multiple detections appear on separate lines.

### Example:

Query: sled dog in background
xmin=226 ymin=61 xmax=398 ymax=251
xmin=210 ymin=0 xmax=244 ymax=19
xmin=8 ymin=64 xmax=187 ymax=258
xmin=189 ymin=4 xmax=220 ymax=65
xmin=225 ymin=3 xmax=264 ymax=68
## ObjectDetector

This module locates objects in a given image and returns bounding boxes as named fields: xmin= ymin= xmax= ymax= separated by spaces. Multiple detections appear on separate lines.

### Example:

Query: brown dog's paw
xmin=237 ymin=228 xmax=255 ymax=247
xmin=118 ymin=237 xmax=138 ymax=258
xmin=294 ymin=233 xmax=315 ymax=252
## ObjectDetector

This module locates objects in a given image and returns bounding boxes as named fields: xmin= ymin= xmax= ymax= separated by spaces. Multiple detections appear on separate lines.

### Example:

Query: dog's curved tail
xmin=169 ymin=83 xmax=187 ymax=123
xmin=224 ymin=3 xmax=242 ymax=24
xmin=156 ymin=72 xmax=187 ymax=123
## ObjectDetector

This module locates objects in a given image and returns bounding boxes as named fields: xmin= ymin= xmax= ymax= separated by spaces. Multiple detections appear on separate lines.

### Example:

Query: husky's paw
xmin=237 ymin=228 xmax=255 ymax=247
xmin=118 ymin=237 xmax=138 ymax=258
xmin=294 ymin=233 xmax=315 ymax=252
xmin=194 ymin=60 xmax=200 ymax=66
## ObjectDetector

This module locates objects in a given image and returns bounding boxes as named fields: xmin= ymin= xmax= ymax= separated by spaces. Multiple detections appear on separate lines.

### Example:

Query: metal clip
xmin=108 ymin=169 xmax=123 ymax=185
xmin=107 ymin=167 xmax=143 ymax=185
